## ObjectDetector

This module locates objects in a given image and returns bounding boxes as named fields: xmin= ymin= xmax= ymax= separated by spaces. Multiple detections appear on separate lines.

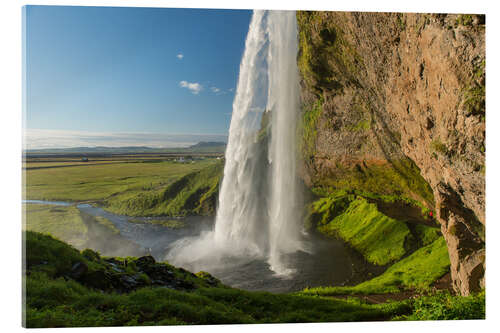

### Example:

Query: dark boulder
xmin=70 ymin=262 xmax=88 ymax=280
xmin=135 ymin=255 xmax=156 ymax=269
xmin=80 ymin=270 xmax=114 ymax=290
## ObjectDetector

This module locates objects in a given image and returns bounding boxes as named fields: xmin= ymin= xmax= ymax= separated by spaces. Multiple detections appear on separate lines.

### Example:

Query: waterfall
xmin=167 ymin=10 xmax=304 ymax=275
xmin=265 ymin=11 xmax=303 ymax=274
xmin=213 ymin=10 xmax=270 ymax=257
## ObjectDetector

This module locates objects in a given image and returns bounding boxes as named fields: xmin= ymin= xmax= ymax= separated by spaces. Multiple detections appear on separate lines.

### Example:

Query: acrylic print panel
xmin=22 ymin=4 xmax=485 ymax=328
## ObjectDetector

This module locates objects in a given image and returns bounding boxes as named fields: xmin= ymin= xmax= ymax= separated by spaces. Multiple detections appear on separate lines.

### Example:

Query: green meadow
xmin=24 ymin=157 xmax=222 ymax=216
xmin=24 ymin=231 xmax=484 ymax=327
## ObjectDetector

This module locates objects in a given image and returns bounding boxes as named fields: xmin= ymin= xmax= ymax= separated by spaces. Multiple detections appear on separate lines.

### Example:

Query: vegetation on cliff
xmin=296 ymin=11 xmax=435 ymax=212
xmin=301 ymin=237 xmax=449 ymax=295
xmin=314 ymin=196 xmax=412 ymax=265
xmin=297 ymin=11 xmax=363 ymax=96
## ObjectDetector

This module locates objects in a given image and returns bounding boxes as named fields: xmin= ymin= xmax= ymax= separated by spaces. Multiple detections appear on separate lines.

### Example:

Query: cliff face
xmin=297 ymin=12 xmax=485 ymax=295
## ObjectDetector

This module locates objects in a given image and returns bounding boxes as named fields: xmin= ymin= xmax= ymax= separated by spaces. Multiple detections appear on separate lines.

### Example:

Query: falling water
xmin=213 ymin=10 xmax=271 ymax=257
xmin=167 ymin=10 xmax=304 ymax=275
xmin=265 ymin=11 xmax=303 ymax=274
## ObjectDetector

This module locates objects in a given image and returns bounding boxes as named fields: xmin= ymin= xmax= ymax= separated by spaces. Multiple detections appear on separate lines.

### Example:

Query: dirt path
xmin=330 ymin=273 xmax=454 ymax=304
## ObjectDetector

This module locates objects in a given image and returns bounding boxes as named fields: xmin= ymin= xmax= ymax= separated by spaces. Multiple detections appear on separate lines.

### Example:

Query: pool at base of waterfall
xmin=24 ymin=200 xmax=381 ymax=293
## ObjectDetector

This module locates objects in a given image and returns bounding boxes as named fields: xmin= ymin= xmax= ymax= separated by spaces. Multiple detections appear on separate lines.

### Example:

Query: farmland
xmin=23 ymin=153 xmax=223 ymax=217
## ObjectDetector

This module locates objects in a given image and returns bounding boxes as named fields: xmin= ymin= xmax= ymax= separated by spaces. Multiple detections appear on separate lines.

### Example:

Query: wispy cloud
xmin=176 ymin=53 xmax=184 ymax=59
xmin=179 ymin=80 xmax=203 ymax=95
xmin=210 ymin=86 xmax=231 ymax=96
xmin=24 ymin=129 xmax=227 ymax=149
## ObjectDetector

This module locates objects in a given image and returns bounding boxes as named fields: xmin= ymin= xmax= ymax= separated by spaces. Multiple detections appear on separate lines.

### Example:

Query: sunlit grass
xmin=24 ymin=204 xmax=88 ymax=248
xmin=24 ymin=159 xmax=217 ymax=202
xmin=300 ymin=237 xmax=450 ymax=296
xmin=317 ymin=197 xmax=412 ymax=265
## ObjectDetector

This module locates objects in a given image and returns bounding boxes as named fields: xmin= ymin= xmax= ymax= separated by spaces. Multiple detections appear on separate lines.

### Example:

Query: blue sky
xmin=24 ymin=5 xmax=252 ymax=148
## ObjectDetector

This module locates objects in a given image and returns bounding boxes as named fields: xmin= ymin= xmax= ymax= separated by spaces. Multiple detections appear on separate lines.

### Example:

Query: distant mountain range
xmin=25 ymin=142 xmax=227 ymax=154
xmin=188 ymin=142 xmax=227 ymax=149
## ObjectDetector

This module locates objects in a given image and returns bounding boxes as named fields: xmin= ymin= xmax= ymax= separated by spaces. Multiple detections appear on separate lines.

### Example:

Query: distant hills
xmin=25 ymin=142 xmax=227 ymax=154
xmin=188 ymin=141 xmax=226 ymax=149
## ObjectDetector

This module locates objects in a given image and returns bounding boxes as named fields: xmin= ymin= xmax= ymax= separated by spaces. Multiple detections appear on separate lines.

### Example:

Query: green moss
xmin=81 ymin=249 xmax=100 ymax=262
xmin=318 ymin=197 xmax=412 ymax=265
xmin=448 ymin=224 xmax=457 ymax=236
xmin=479 ymin=164 xmax=485 ymax=176
xmin=463 ymin=84 xmax=485 ymax=117
xmin=25 ymin=231 xmax=91 ymax=278
xmin=456 ymin=14 xmax=474 ymax=26
xmin=430 ymin=139 xmax=448 ymax=155
xmin=305 ymin=192 xmax=354 ymax=230
xmin=24 ymin=232 xmax=477 ymax=326
xmin=314 ymin=157 xmax=434 ymax=206
xmin=300 ymin=237 xmax=450 ymax=296
xmin=297 ymin=11 xmax=363 ymax=94
xmin=414 ymin=224 xmax=441 ymax=246
xmin=474 ymin=59 xmax=486 ymax=79
xmin=348 ymin=119 xmax=371 ymax=131
xmin=415 ymin=14 xmax=430 ymax=33
xmin=299 ymin=97 xmax=323 ymax=162
xmin=396 ymin=13 xmax=406 ymax=30
xmin=137 ymin=273 xmax=151 ymax=285
xmin=397 ymin=290 xmax=485 ymax=320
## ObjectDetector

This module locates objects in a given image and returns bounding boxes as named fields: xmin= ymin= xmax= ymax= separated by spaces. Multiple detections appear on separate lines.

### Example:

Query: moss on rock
xmin=317 ymin=197 xmax=413 ymax=265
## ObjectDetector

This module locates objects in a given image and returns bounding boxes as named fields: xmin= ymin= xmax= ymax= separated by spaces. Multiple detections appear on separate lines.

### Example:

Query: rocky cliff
xmin=296 ymin=11 xmax=485 ymax=296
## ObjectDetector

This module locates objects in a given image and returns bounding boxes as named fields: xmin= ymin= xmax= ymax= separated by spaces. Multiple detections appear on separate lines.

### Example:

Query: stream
xmin=24 ymin=199 xmax=372 ymax=293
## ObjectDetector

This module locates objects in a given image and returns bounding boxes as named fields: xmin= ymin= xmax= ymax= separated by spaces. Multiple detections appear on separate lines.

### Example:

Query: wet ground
xmin=24 ymin=200 xmax=383 ymax=293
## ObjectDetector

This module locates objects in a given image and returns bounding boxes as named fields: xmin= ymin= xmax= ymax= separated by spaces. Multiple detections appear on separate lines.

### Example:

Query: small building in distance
xmin=81 ymin=157 xmax=89 ymax=162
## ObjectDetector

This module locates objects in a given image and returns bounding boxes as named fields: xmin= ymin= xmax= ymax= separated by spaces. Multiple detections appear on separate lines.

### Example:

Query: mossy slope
xmin=301 ymin=237 xmax=450 ymax=296
xmin=105 ymin=161 xmax=223 ymax=216
xmin=308 ymin=191 xmax=439 ymax=265
xmin=317 ymin=197 xmax=412 ymax=265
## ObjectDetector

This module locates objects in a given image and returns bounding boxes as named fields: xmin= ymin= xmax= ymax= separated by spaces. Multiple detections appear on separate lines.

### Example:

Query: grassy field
xmin=24 ymin=231 xmax=484 ymax=327
xmin=23 ymin=204 xmax=145 ymax=257
xmin=23 ymin=204 xmax=89 ymax=248
xmin=24 ymin=156 xmax=222 ymax=216
xmin=105 ymin=160 xmax=222 ymax=216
